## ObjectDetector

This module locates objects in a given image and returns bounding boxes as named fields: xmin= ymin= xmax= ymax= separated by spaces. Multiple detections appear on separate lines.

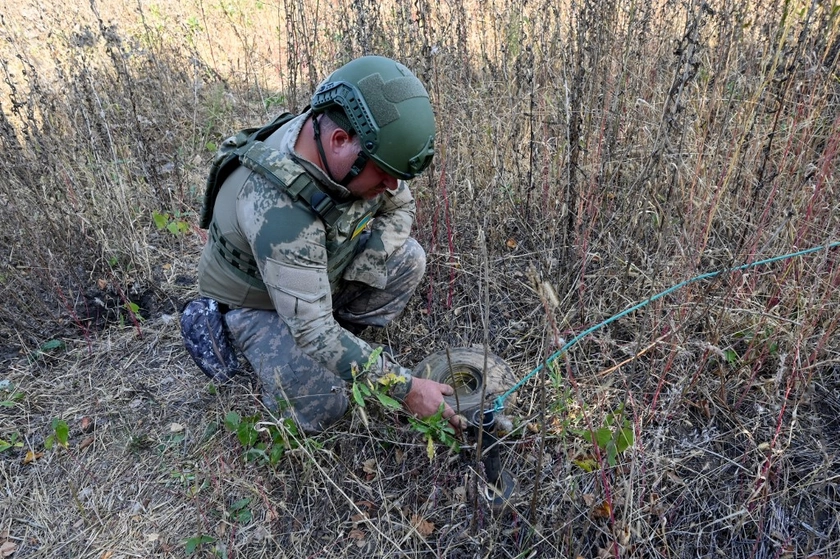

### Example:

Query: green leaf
xmin=374 ymin=391 xmax=401 ymax=410
xmin=153 ymin=210 xmax=168 ymax=230
xmin=237 ymin=422 xmax=259 ymax=447
xmin=269 ymin=443 xmax=285 ymax=465
xmin=263 ymin=424 xmax=280 ymax=442
xmin=185 ymin=535 xmax=216 ymax=555
xmin=205 ymin=141 xmax=218 ymax=152
xmin=230 ymin=499 xmax=252 ymax=523
xmin=40 ymin=339 xmax=65 ymax=352
xmin=573 ymin=458 xmax=599 ymax=472
xmin=52 ymin=419 xmax=69 ymax=447
xmin=243 ymin=448 xmax=267 ymax=462
xmin=724 ymin=349 xmax=739 ymax=364
xmin=167 ymin=221 xmax=180 ymax=235
xmin=352 ymin=383 xmax=365 ymax=407
xmin=44 ymin=435 xmax=55 ymax=450
xmin=282 ymin=418 xmax=299 ymax=437
xmin=616 ymin=426 xmax=634 ymax=454
xmin=412 ymin=422 xmax=431 ymax=435
xmin=200 ymin=421 xmax=219 ymax=443
xmin=1 ymin=392 xmax=24 ymax=407
xmin=235 ymin=507 xmax=252 ymax=524
xmin=223 ymin=412 xmax=240 ymax=431
xmin=592 ymin=427 xmax=613 ymax=449
xmin=606 ymin=441 xmax=618 ymax=468
xmin=230 ymin=498 xmax=251 ymax=512
xmin=363 ymin=346 xmax=383 ymax=371
xmin=0 ymin=436 xmax=23 ymax=453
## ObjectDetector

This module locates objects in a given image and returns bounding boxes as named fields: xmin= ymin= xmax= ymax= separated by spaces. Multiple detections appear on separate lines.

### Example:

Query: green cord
xmin=492 ymin=240 xmax=840 ymax=412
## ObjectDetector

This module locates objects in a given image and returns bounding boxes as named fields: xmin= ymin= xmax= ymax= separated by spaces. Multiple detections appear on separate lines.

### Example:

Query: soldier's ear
xmin=328 ymin=127 xmax=353 ymax=149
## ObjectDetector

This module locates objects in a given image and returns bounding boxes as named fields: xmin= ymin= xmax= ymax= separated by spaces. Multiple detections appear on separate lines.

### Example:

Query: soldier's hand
xmin=402 ymin=377 xmax=465 ymax=430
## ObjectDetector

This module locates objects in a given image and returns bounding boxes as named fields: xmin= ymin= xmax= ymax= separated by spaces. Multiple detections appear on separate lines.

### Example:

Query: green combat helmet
xmin=311 ymin=55 xmax=435 ymax=181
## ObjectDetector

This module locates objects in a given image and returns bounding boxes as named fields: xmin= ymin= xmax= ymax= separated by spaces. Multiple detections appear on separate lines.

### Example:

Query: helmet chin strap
xmin=313 ymin=115 xmax=369 ymax=188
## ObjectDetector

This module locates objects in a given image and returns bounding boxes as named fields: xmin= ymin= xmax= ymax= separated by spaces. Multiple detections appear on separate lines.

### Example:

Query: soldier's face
xmin=345 ymin=159 xmax=399 ymax=199
xmin=325 ymin=127 xmax=399 ymax=199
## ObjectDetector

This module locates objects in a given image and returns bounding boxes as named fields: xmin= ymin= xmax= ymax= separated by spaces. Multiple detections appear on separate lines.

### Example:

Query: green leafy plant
xmin=168 ymin=465 xmax=208 ymax=497
xmin=724 ymin=348 xmax=740 ymax=364
xmin=408 ymin=403 xmax=460 ymax=461
xmin=152 ymin=209 xmax=191 ymax=236
xmin=44 ymin=418 xmax=69 ymax=450
xmin=351 ymin=347 xmax=460 ymax=460
xmin=0 ymin=380 xmax=25 ymax=408
xmin=228 ymin=498 xmax=252 ymax=524
xmin=27 ymin=339 xmax=65 ymax=363
xmin=574 ymin=404 xmax=634 ymax=469
xmin=0 ymin=432 xmax=24 ymax=453
xmin=731 ymin=327 xmax=780 ymax=359
xmin=350 ymin=347 xmax=403 ymax=412
xmin=122 ymin=301 xmax=145 ymax=324
xmin=184 ymin=534 xmax=216 ymax=555
xmin=223 ymin=411 xmax=303 ymax=466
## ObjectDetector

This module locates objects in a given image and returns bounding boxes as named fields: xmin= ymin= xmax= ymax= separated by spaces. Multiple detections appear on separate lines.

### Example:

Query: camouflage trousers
xmin=223 ymin=237 xmax=425 ymax=433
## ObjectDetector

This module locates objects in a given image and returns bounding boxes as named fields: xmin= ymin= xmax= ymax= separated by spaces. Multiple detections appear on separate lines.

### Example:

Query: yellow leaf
xmin=574 ymin=458 xmax=598 ymax=472
xmin=100 ymin=551 xmax=114 ymax=559
xmin=592 ymin=501 xmax=612 ymax=519
xmin=377 ymin=372 xmax=406 ymax=387
xmin=23 ymin=450 xmax=44 ymax=465
xmin=426 ymin=436 xmax=435 ymax=462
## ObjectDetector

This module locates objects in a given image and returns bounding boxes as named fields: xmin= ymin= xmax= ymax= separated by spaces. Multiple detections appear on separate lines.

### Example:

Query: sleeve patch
xmin=262 ymin=258 xmax=327 ymax=304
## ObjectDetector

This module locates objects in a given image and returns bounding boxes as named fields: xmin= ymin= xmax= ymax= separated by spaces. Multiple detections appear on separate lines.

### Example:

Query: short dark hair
xmin=320 ymin=109 xmax=355 ymax=137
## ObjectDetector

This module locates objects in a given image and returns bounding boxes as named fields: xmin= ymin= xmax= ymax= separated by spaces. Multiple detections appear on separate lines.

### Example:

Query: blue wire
xmin=492 ymin=240 xmax=840 ymax=412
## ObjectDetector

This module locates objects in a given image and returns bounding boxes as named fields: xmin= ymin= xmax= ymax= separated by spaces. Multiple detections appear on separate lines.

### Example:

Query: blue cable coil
xmin=492 ymin=240 xmax=840 ymax=412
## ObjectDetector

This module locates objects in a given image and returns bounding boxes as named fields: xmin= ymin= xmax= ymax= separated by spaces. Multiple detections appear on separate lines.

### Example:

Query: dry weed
xmin=1 ymin=0 xmax=839 ymax=557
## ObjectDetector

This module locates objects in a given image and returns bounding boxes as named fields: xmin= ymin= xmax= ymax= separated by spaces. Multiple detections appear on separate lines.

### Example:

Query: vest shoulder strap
xmin=199 ymin=111 xmax=296 ymax=229
xmin=238 ymin=141 xmax=344 ymax=228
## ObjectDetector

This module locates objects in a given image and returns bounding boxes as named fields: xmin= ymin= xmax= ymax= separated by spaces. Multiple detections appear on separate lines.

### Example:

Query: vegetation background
xmin=1 ymin=0 xmax=839 ymax=557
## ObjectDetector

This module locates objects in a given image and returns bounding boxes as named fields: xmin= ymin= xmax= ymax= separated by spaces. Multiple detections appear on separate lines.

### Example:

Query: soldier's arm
xmin=237 ymin=173 xmax=412 ymax=397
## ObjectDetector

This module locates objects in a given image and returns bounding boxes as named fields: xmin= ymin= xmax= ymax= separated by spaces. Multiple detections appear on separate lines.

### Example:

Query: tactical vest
xmin=202 ymin=115 xmax=380 ymax=292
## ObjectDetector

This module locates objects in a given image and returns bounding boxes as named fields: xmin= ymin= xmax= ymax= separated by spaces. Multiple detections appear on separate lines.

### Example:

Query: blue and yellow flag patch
xmin=352 ymin=215 xmax=372 ymax=239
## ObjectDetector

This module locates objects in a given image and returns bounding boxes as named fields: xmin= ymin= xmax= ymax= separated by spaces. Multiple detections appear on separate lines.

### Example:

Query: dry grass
xmin=2 ymin=0 xmax=840 ymax=557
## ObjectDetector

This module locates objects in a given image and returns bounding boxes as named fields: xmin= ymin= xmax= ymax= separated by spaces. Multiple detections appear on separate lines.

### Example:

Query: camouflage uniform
xmin=196 ymin=111 xmax=424 ymax=432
